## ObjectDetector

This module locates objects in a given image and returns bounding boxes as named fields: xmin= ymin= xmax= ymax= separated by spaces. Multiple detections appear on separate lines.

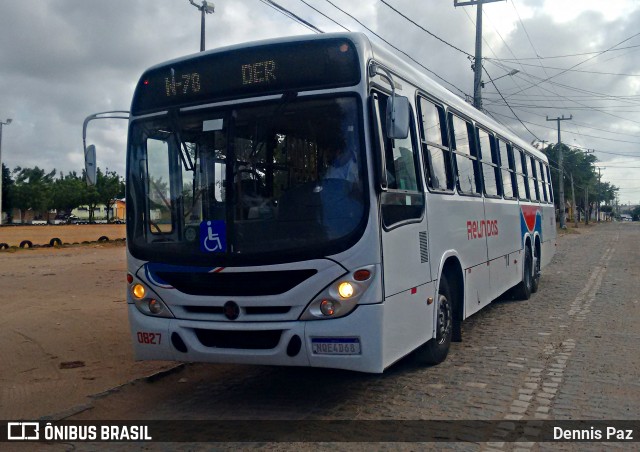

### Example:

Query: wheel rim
xmin=436 ymin=294 xmax=452 ymax=344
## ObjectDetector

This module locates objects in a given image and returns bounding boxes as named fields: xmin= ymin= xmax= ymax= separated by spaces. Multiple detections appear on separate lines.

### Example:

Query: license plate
xmin=311 ymin=338 xmax=361 ymax=355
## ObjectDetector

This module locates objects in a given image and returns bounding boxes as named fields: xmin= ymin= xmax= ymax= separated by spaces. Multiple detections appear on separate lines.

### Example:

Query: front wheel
xmin=415 ymin=275 xmax=453 ymax=365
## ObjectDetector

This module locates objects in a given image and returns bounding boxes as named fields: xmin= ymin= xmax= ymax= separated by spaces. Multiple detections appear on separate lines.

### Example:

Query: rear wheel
xmin=531 ymin=245 xmax=541 ymax=294
xmin=416 ymin=275 xmax=453 ymax=365
xmin=514 ymin=246 xmax=533 ymax=300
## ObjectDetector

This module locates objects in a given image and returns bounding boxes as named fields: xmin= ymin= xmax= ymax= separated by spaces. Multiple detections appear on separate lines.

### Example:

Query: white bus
xmin=117 ymin=32 xmax=555 ymax=373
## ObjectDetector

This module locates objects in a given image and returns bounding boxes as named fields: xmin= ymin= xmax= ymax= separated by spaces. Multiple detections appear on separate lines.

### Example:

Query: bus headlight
xmin=129 ymin=281 xmax=174 ymax=318
xmin=338 ymin=282 xmax=354 ymax=299
xmin=300 ymin=265 xmax=376 ymax=320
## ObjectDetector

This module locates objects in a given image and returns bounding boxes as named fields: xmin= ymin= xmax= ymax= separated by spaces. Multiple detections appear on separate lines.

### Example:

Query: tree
xmin=95 ymin=168 xmax=125 ymax=222
xmin=51 ymin=171 xmax=85 ymax=218
xmin=2 ymin=163 xmax=13 ymax=220
xmin=81 ymin=169 xmax=100 ymax=223
xmin=10 ymin=166 xmax=56 ymax=222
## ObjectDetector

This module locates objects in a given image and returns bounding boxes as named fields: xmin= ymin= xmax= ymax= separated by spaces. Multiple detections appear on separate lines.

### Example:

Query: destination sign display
xmin=131 ymin=38 xmax=361 ymax=115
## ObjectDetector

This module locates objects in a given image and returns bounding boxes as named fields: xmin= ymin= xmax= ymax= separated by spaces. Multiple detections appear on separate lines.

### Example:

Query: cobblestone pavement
xmin=37 ymin=223 xmax=640 ymax=451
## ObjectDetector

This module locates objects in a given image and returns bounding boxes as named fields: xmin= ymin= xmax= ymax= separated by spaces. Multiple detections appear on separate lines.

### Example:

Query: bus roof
xmin=136 ymin=31 xmax=546 ymax=161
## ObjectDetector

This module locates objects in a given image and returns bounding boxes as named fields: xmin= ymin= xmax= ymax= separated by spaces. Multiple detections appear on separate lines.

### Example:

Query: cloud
xmin=1 ymin=0 xmax=638 ymax=202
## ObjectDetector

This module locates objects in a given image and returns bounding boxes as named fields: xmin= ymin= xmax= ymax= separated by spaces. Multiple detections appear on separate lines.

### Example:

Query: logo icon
xmin=8 ymin=422 xmax=40 ymax=440
xmin=224 ymin=301 xmax=240 ymax=320
xmin=200 ymin=220 xmax=226 ymax=253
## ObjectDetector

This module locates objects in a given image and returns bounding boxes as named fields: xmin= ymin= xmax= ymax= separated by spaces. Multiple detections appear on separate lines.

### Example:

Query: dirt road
xmin=0 ymin=241 xmax=173 ymax=419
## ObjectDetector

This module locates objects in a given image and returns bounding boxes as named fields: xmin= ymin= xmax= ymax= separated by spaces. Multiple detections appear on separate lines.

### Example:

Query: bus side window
xmin=376 ymin=92 xmax=424 ymax=227
xmin=527 ymin=155 xmax=540 ymax=201
xmin=477 ymin=127 xmax=499 ymax=197
xmin=539 ymin=160 xmax=548 ymax=202
xmin=498 ymin=139 xmax=516 ymax=199
xmin=418 ymin=97 xmax=453 ymax=191
xmin=450 ymin=114 xmax=481 ymax=195
xmin=545 ymin=163 xmax=554 ymax=203
xmin=513 ymin=146 xmax=529 ymax=200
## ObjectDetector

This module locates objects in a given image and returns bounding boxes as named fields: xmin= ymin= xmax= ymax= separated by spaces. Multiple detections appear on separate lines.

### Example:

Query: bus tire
xmin=415 ymin=275 xmax=452 ymax=365
xmin=531 ymin=246 xmax=540 ymax=294
xmin=514 ymin=246 xmax=533 ymax=300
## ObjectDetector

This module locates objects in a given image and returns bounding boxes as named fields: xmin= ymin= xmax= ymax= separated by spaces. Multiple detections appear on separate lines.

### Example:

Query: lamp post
xmin=0 ymin=118 xmax=12 ymax=225
xmin=481 ymin=69 xmax=519 ymax=88
xmin=188 ymin=0 xmax=215 ymax=52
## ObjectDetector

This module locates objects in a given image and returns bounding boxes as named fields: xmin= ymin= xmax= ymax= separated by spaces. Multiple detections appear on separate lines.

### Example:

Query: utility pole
xmin=571 ymin=173 xmax=577 ymax=227
xmin=454 ymin=0 xmax=506 ymax=110
xmin=585 ymin=185 xmax=589 ymax=225
xmin=596 ymin=167 xmax=605 ymax=222
xmin=546 ymin=115 xmax=572 ymax=229
xmin=189 ymin=0 xmax=215 ymax=52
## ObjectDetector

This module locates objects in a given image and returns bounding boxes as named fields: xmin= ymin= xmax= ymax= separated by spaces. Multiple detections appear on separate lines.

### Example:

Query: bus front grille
xmin=194 ymin=329 xmax=283 ymax=350
xmin=155 ymin=269 xmax=317 ymax=296
xmin=184 ymin=306 xmax=291 ymax=315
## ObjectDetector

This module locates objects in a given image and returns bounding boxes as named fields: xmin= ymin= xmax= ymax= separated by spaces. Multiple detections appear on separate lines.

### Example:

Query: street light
xmin=481 ymin=69 xmax=519 ymax=88
xmin=0 ymin=118 xmax=12 ymax=225
xmin=188 ymin=0 xmax=215 ymax=52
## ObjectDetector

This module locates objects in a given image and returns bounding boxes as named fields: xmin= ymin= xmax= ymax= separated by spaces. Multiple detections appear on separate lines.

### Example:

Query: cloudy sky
xmin=1 ymin=0 xmax=639 ymax=204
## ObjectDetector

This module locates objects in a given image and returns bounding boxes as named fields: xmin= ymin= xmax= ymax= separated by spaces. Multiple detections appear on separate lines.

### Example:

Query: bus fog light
xmin=148 ymin=299 xmax=163 ymax=314
xmin=338 ymin=282 xmax=354 ymax=299
xmin=132 ymin=284 xmax=146 ymax=299
xmin=320 ymin=299 xmax=338 ymax=316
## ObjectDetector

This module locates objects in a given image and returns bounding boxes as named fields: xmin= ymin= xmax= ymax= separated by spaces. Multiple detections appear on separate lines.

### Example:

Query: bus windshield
xmin=127 ymin=96 xmax=367 ymax=264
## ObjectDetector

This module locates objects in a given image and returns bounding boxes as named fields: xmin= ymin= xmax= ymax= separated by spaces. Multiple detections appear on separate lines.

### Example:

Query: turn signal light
xmin=132 ymin=284 xmax=146 ymax=299
xmin=353 ymin=269 xmax=371 ymax=281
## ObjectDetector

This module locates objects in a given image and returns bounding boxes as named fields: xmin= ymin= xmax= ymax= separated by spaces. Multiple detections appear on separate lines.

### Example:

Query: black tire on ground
xmin=531 ymin=245 xmax=541 ymax=294
xmin=19 ymin=240 xmax=33 ymax=249
xmin=49 ymin=238 xmax=62 ymax=247
xmin=0 ymin=243 xmax=8 ymax=250
xmin=98 ymin=236 xmax=109 ymax=242
xmin=415 ymin=275 xmax=453 ymax=365
xmin=513 ymin=246 xmax=533 ymax=300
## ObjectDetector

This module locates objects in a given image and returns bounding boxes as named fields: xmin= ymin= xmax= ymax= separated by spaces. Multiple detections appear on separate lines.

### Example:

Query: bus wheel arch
xmin=514 ymin=238 xmax=533 ymax=300
xmin=440 ymin=257 xmax=464 ymax=343
xmin=415 ymin=273 xmax=453 ymax=365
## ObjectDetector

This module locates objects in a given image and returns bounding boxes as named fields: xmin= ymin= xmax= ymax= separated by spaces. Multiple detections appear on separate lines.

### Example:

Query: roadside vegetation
xmin=2 ymin=164 xmax=124 ymax=223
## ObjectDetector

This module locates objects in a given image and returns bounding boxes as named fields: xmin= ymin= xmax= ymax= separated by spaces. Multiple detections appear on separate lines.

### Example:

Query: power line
xmin=488 ymin=44 xmax=640 ymax=61
xmin=379 ymin=0 xmax=473 ymax=57
xmin=485 ymin=58 xmax=640 ymax=77
xmin=486 ymin=109 xmax=640 ymax=147
xmin=504 ymin=31 xmax=640 ymax=98
xmin=321 ymin=0 xmax=471 ymax=97
xmin=258 ymin=0 xmax=323 ymax=33
xmin=482 ymin=65 xmax=540 ymax=141
xmin=297 ymin=0 xmax=349 ymax=31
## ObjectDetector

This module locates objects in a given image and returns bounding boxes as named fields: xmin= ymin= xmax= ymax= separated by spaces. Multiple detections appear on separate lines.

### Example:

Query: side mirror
xmin=386 ymin=95 xmax=410 ymax=139
xmin=85 ymin=144 xmax=97 ymax=185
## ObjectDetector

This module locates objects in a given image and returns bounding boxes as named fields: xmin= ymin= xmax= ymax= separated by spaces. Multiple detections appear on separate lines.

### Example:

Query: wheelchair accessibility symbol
xmin=200 ymin=220 xmax=226 ymax=253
